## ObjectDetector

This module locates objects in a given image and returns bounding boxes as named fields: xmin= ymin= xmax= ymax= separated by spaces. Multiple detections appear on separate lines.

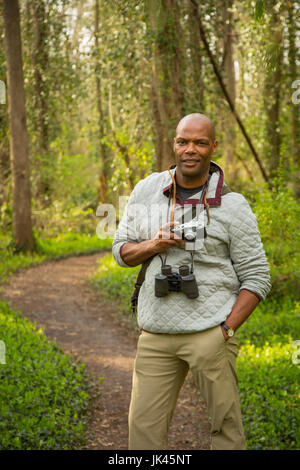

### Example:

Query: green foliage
xmin=0 ymin=301 xmax=92 ymax=450
xmin=0 ymin=231 xmax=111 ymax=449
xmin=34 ymin=232 xmax=112 ymax=258
xmin=253 ymin=177 xmax=300 ymax=302
xmin=90 ymin=253 xmax=139 ymax=315
xmin=0 ymin=230 xmax=111 ymax=284
xmin=238 ymin=340 xmax=299 ymax=450
xmin=237 ymin=298 xmax=300 ymax=348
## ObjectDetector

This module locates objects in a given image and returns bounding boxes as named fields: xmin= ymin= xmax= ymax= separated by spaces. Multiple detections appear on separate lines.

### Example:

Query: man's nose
xmin=185 ymin=142 xmax=197 ymax=153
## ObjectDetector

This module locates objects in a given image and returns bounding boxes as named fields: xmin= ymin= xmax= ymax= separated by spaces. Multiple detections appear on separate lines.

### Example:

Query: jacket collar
xmin=162 ymin=161 xmax=224 ymax=207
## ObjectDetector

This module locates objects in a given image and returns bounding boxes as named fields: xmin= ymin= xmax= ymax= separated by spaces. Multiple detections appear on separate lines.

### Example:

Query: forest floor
xmin=1 ymin=252 xmax=211 ymax=450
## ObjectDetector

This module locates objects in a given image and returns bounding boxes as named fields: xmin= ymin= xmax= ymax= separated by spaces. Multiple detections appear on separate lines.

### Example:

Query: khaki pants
xmin=128 ymin=325 xmax=246 ymax=450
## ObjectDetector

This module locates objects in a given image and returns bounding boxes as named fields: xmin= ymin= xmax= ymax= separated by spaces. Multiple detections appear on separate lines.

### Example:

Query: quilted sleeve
xmin=112 ymin=182 xmax=141 ymax=268
xmin=228 ymin=194 xmax=271 ymax=301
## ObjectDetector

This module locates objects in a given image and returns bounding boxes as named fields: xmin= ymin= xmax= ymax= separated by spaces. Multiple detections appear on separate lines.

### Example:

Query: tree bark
xmin=263 ymin=9 xmax=283 ymax=178
xmin=3 ymin=0 xmax=34 ymax=251
xmin=28 ymin=0 xmax=50 ymax=198
xmin=147 ymin=0 xmax=185 ymax=172
xmin=187 ymin=0 xmax=204 ymax=111
xmin=95 ymin=0 xmax=109 ymax=202
xmin=222 ymin=0 xmax=238 ymax=183
xmin=287 ymin=3 xmax=300 ymax=196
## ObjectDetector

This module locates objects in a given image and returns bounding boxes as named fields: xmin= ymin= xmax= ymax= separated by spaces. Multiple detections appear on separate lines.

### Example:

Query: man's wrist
xmin=221 ymin=321 xmax=235 ymax=338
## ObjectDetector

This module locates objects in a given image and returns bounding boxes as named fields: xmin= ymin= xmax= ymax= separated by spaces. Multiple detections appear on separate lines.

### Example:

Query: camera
xmin=171 ymin=216 xmax=207 ymax=251
xmin=155 ymin=264 xmax=199 ymax=299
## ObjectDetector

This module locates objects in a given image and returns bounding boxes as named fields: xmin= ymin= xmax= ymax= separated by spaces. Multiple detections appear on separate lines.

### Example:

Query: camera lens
xmin=184 ymin=230 xmax=196 ymax=241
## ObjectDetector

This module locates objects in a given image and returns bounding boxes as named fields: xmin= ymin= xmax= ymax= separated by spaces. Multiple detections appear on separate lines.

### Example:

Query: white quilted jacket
xmin=112 ymin=162 xmax=271 ymax=334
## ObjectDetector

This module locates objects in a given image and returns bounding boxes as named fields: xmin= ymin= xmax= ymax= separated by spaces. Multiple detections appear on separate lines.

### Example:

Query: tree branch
xmin=190 ymin=0 xmax=270 ymax=186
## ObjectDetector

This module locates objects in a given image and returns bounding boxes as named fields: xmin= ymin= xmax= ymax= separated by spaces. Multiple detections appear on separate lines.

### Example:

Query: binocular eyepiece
xmin=155 ymin=264 xmax=199 ymax=299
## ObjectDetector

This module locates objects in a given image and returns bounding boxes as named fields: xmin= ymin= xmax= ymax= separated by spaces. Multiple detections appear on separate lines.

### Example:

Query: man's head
xmin=173 ymin=113 xmax=218 ymax=187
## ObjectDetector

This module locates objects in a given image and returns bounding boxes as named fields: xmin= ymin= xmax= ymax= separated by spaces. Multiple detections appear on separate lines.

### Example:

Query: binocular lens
xmin=178 ymin=265 xmax=190 ymax=276
xmin=161 ymin=265 xmax=172 ymax=275
xmin=155 ymin=274 xmax=169 ymax=297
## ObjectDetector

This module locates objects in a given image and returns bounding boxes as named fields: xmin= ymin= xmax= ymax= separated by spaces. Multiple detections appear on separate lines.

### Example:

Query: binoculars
xmin=155 ymin=264 xmax=199 ymax=299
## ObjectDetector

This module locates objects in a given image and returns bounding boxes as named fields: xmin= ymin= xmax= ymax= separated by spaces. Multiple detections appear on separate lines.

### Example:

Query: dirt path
xmin=0 ymin=252 xmax=210 ymax=450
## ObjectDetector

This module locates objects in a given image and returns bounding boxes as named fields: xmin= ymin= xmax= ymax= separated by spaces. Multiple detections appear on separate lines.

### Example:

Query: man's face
xmin=173 ymin=118 xmax=218 ymax=184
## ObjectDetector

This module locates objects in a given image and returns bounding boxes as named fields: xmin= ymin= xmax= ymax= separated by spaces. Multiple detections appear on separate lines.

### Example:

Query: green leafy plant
xmin=238 ymin=340 xmax=299 ymax=450
xmin=0 ymin=302 xmax=93 ymax=450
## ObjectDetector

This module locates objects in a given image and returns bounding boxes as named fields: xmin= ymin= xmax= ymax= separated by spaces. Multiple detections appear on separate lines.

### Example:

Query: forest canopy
xmin=0 ymin=0 xmax=299 ymax=249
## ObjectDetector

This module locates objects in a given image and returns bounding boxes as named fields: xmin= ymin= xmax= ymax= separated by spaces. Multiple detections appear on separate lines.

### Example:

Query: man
xmin=112 ymin=113 xmax=271 ymax=450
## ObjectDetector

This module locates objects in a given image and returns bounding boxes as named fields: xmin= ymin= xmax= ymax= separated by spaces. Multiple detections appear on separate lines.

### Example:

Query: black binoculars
xmin=155 ymin=264 xmax=199 ymax=299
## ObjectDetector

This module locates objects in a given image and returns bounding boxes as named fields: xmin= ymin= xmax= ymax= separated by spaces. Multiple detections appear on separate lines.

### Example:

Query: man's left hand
xmin=220 ymin=325 xmax=229 ymax=341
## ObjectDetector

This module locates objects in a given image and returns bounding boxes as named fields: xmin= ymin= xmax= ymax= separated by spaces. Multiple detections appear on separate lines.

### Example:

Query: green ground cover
xmin=0 ymin=232 xmax=111 ymax=449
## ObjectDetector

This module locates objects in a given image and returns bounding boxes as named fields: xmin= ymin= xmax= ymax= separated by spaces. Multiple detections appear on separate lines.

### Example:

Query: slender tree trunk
xmin=263 ymin=9 xmax=283 ymax=178
xmin=222 ymin=0 xmax=238 ymax=182
xmin=29 ymin=0 xmax=50 ymax=198
xmin=147 ymin=0 xmax=185 ymax=172
xmin=288 ymin=4 xmax=300 ymax=196
xmin=288 ymin=6 xmax=299 ymax=163
xmin=107 ymin=81 xmax=134 ymax=191
xmin=187 ymin=0 xmax=204 ymax=111
xmin=3 ymin=0 xmax=34 ymax=251
xmin=95 ymin=0 xmax=109 ymax=202
xmin=71 ymin=0 xmax=84 ymax=60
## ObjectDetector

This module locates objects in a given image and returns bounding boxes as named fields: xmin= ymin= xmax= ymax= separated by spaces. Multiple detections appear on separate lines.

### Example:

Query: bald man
xmin=112 ymin=113 xmax=271 ymax=450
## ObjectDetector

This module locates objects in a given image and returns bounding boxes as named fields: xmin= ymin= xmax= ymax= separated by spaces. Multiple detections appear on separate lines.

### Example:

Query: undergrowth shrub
xmin=0 ymin=302 xmax=92 ymax=450
xmin=238 ymin=340 xmax=299 ymax=450
xmin=253 ymin=179 xmax=300 ymax=302
xmin=90 ymin=254 xmax=139 ymax=314
xmin=0 ymin=231 xmax=111 ymax=449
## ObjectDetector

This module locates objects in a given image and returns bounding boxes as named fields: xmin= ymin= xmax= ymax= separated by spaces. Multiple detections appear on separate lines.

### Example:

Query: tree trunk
xmin=263 ymin=10 xmax=283 ymax=178
xmin=28 ymin=0 xmax=50 ymax=199
xmin=147 ymin=0 xmax=185 ymax=172
xmin=288 ymin=4 xmax=300 ymax=196
xmin=222 ymin=0 xmax=238 ymax=183
xmin=187 ymin=0 xmax=204 ymax=111
xmin=3 ymin=0 xmax=34 ymax=251
xmin=95 ymin=0 xmax=109 ymax=202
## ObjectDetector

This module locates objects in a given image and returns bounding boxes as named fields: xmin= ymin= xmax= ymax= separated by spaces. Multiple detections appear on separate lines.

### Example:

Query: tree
xmin=146 ymin=0 xmax=185 ymax=171
xmin=94 ymin=0 xmax=109 ymax=202
xmin=287 ymin=2 xmax=300 ymax=196
xmin=221 ymin=0 xmax=238 ymax=182
xmin=27 ymin=0 xmax=50 ymax=199
xmin=186 ymin=0 xmax=204 ymax=112
xmin=263 ymin=3 xmax=283 ymax=178
xmin=0 ymin=6 xmax=10 ymax=217
xmin=3 ymin=0 xmax=34 ymax=251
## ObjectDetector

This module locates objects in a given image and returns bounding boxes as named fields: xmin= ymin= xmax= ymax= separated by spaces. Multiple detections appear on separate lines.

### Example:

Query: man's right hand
xmin=153 ymin=221 xmax=185 ymax=252
xmin=120 ymin=222 xmax=184 ymax=267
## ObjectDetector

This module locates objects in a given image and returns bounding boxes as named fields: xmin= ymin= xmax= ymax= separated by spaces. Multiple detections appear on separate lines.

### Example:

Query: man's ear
xmin=212 ymin=140 xmax=218 ymax=154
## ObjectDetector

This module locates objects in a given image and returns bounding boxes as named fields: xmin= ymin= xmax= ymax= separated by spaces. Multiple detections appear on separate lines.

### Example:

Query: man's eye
xmin=177 ymin=141 xmax=186 ymax=145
